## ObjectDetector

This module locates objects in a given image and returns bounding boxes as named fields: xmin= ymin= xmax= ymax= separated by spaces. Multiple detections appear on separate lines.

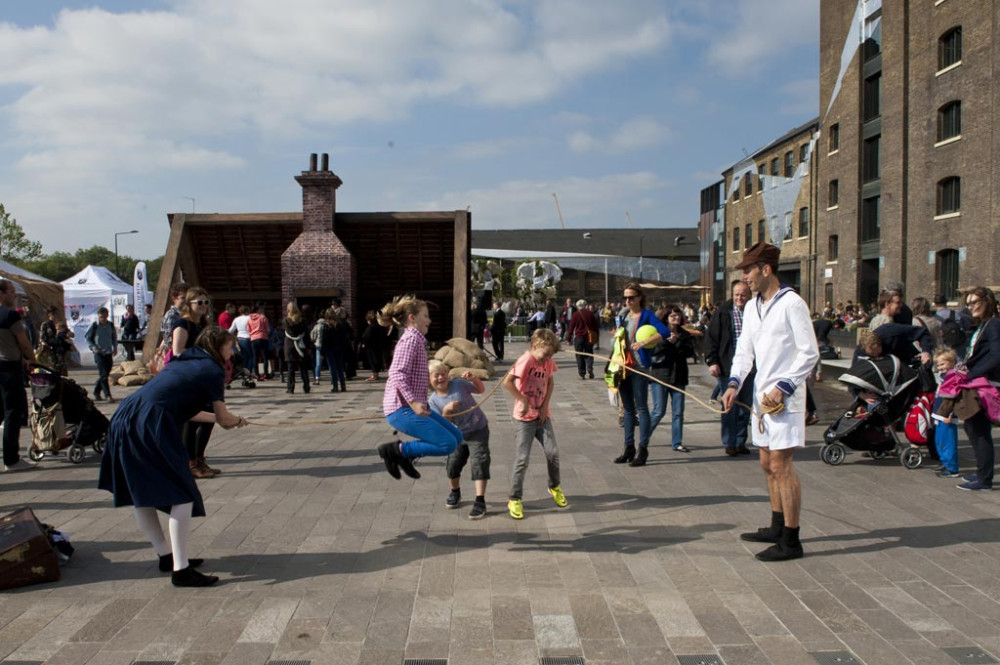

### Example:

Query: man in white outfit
xmin=722 ymin=242 xmax=819 ymax=562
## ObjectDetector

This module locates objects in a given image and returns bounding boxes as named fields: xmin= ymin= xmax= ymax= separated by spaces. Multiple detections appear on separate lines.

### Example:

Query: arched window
xmin=936 ymin=249 xmax=959 ymax=302
xmin=939 ymin=27 xmax=962 ymax=70
xmin=938 ymin=101 xmax=961 ymax=141
xmin=937 ymin=177 xmax=961 ymax=215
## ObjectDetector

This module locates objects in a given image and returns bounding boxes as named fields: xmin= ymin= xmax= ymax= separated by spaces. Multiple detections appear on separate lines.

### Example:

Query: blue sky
xmin=0 ymin=0 xmax=819 ymax=256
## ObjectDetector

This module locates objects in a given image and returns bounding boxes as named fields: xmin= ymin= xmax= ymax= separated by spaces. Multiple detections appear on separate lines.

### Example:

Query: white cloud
xmin=568 ymin=117 xmax=671 ymax=154
xmin=779 ymin=78 xmax=819 ymax=116
xmin=421 ymin=172 xmax=670 ymax=229
xmin=705 ymin=0 xmax=819 ymax=68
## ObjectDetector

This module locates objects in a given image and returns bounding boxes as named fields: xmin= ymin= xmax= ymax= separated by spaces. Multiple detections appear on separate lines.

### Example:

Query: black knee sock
xmin=782 ymin=525 xmax=800 ymax=547
xmin=769 ymin=511 xmax=785 ymax=534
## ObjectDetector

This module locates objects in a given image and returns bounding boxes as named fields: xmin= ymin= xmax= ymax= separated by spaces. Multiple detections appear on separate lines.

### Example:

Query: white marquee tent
xmin=61 ymin=265 xmax=134 ymax=362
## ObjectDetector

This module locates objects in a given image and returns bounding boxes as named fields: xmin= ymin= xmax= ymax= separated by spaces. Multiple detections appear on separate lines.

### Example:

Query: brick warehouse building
xmin=143 ymin=155 xmax=471 ymax=359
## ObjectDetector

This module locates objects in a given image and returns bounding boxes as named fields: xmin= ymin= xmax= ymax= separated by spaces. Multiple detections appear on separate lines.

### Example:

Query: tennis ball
xmin=635 ymin=324 xmax=660 ymax=349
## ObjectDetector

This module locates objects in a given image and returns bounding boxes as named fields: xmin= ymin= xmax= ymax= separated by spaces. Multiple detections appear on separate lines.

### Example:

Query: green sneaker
xmin=548 ymin=486 xmax=568 ymax=507
xmin=507 ymin=499 xmax=523 ymax=520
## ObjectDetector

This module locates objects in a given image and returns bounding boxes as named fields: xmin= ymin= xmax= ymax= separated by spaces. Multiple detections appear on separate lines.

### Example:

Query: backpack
xmin=940 ymin=311 xmax=968 ymax=350
xmin=904 ymin=392 xmax=934 ymax=445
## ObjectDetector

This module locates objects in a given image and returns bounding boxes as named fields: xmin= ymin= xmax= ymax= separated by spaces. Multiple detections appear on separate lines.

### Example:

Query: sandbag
xmin=470 ymin=359 xmax=486 ymax=370
xmin=449 ymin=367 xmax=490 ymax=380
xmin=442 ymin=348 xmax=467 ymax=369
xmin=446 ymin=337 xmax=482 ymax=359
xmin=434 ymin=347 xmax=451 ymax=361
xmin=109 ymin=372 xmax=124 ymax=384
xmin=120 ymin=360 xmax=146 ymax=375
xmin=118 ymin=375 xmax=147 ymax=387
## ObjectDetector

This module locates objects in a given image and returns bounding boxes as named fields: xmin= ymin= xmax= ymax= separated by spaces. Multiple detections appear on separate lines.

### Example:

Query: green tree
xmin=0 ymin=203 xmax=43 ymax=262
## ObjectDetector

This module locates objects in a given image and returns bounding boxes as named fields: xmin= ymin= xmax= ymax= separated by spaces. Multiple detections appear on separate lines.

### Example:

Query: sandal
xmin=365 ymin=376 xmax=378 ymax=382
xmin=673 ymin=445 xmax=691 ymax=453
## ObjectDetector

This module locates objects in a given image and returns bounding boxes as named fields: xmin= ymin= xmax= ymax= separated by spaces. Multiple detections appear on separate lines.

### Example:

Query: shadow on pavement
xmin=806 ymin=518 xmax=1000 ymax=555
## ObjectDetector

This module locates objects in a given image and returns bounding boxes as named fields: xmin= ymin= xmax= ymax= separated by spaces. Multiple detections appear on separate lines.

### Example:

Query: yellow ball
xmin=635 ymin=324 xmax=659 ymax=349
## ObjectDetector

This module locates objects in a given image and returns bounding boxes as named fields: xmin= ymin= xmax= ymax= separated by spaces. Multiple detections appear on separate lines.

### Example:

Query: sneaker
xmin=508 ymin=499 xmax=523 ymax=520
xmin=740 ymin=527 xmax=781 ymax=544
xmin=468 ymin=500 xmax=487 ymax=520
xmin=446 ymin=489 xmax=461 ymax=509
xmin=755 ymin=542 xmax=804 ymax=562
xmin=377 ymin=442 xmax=401 ymax=480
xmin=933 ymin=464 xmax=946 ymax=471
xmin=935 ymin=469 xmax=961 ymax=478
xmin=2 ymin=459 xmax=37 ymax=472
xmin=171 ymin=566 xmax=219 ymax=587
xmin=805 ymin=413 xmax=820 ymax=426
xmin=548 ymin=486 xmax=568 ymax=508
xmin=956 ymin=480 xmax=994 ymax=491
xmin=963 ymin=473 xmax=978 ymax=483
xmin=397 ymin=455 xmax=421 ymax=480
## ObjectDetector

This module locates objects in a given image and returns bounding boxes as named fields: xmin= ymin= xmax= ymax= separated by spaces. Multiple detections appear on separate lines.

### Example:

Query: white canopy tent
xmin=61 ymin=265 xmax=134 ymax=363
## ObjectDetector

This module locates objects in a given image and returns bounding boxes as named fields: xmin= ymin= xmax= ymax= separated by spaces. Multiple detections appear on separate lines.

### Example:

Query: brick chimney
xmin=281 ymin=153 xmax=357 ymax=323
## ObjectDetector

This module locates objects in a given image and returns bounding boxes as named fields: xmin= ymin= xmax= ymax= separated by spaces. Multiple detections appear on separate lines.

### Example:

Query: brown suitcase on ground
xmin=0 ymin=506 xmax=61 ymax=590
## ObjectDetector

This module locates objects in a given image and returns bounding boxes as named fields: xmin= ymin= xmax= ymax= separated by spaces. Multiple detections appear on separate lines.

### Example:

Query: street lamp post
xmin=115 ymin=230 xmax=139 ymax=278
xmin=638 ymin=235 xmax=645 ymax=281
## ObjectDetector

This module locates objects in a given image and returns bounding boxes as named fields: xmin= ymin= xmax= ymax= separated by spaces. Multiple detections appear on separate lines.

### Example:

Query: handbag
xmin=587 ymin=328 xmax=598 ymax=345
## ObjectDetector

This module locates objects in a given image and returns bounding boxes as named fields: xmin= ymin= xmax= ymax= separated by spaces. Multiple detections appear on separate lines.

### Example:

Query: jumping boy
xmin=428 ymin=361 xmax=491 ymax=519
xmin=502 ymin=328 xmax=567 ymax=520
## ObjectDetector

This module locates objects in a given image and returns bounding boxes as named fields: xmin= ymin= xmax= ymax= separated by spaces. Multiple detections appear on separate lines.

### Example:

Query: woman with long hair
xmin=956 ymin=287 xmax=1000 ymax=491
xmin=98 ymin=327 xmax=248 ymax=587
xmin=283 ymin=302 xmax=311 ymax=394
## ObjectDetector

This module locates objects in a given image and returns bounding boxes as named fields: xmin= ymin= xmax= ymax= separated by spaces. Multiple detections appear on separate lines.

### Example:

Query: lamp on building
xmin=115 ymin=230 xmax=139 ymax=278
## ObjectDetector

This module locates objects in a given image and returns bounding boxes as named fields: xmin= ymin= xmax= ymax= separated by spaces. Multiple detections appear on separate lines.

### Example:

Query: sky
xmin=0 ymin=0 xmax=820 ymax=257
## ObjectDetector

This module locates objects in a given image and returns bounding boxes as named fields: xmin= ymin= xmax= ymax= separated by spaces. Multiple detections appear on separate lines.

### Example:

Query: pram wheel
xmin=68 ymin=443 xmax=86 ymax=464
xmin=819 ymin=442 xmax=846 ymax=465
xmin=242 ymin=378 xmax=256 ymax=388
xmin=29 ymin=447 xmax=45 ymax=462
xmin=93 ymin=435 xmax=106 ymax=454
xmin=900 ymin=446 xmax=923 ymax=469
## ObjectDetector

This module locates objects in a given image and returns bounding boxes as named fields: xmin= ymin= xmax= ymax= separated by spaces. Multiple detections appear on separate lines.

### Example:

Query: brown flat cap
xmin=734 ymin=242 xmax=781 ymax=270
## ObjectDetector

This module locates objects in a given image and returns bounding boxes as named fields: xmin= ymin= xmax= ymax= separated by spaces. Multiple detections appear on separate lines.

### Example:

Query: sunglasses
xmin=967 ymin=298 xmax=982 ymax=307
xmin=191 ymin=299 xmax=211 ymax=306
xmin=623 ymin=295 xmax=638 ymax=301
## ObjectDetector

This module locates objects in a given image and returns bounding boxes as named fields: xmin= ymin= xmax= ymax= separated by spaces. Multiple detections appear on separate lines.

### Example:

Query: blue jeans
xmin=325 ymin=348 xmax=346 ymax=389
xmin=720 ymin=377 xmax=753 ymax=449
xmin=386 ymin=407 xmax=462 ymax=458
xmin=935 ymin=421 xmax=959 ymax=473
xmin=651 ymin=383 xmax=686 ymax=449
xmin=237 ymin=338 xmax=254 ymax=374
xmin=619 ymin=370 xmax=652 ymax=449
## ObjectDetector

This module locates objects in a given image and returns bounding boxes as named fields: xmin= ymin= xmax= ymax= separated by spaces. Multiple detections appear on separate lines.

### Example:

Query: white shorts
xmin=751 ymin=407 xmax=806 ymax=450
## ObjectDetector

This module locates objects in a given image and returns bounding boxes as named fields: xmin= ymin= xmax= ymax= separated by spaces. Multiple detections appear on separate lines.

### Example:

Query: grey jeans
xmin=509 ymin=418 xmax=560 ymax=500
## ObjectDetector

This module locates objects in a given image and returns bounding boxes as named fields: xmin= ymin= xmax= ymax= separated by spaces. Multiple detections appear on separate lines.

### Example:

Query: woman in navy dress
xmin=98 ymin=327 xmax=248 ymax=587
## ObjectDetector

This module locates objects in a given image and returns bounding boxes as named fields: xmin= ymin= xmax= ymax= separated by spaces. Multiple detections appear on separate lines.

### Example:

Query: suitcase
xmin=0 ymin=506 xmax=61 ymax=590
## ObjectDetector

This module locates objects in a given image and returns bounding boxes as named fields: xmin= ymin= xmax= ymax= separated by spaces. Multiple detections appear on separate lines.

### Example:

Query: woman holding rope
xmin=376 ymin=295 xmax=462 ymax=480
xmin=613 ymin=283 xmax=672 ymax=467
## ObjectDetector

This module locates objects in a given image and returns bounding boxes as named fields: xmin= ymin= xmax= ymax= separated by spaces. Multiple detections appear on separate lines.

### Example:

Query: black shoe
xmin=330 ymin=387 xmax=338 ymax=393
xmin=588 ymin=371 xmax=594 ymax=379
xmin=736 ymin=446 xmax=752 ymax=455
xmin=377 ymin=442 xmax=402 ymax=479
xmin=629 ymin=447 xmax=648 ymax=467
xmin=397 ymin=454 xmax=421 ymax=479
xmin=159 ymin=554 xmax=204 ymax=572
xmin=172 ymin=566 xmax=219 ymax=587
xmin=613 ymin=446 xmax=636 ymax=464
xmin=468 ymin=500 xmax=487 ymax=520
xmin=446 ymin=489 xmax=461 ymax=509
xmin=755 ymin=542 xmax=804 ymax=562
xmin=725 ymin=447 xmax=738 ymax=457
xmin=740 ymin=527 xmax=781 ymax=544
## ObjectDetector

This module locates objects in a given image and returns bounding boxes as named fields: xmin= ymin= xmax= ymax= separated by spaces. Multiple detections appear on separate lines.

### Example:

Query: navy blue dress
xmin=98 ymin=347 xmax=225 ymax=517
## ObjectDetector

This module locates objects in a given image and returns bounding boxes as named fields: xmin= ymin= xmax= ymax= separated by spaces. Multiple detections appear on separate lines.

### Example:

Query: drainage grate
xmin=2 ymin=661 xmax=45 ymax=665
xmin=266 ymin=661 xmax=310 ymax=665
xmin=677 ymin=656 xmax=724 ymax=665
xmin=943 ymin=648 xmax=999 ymax=664
xmin=811 ymin=653 xmax=861 ymax=665
xmin=132 ymin=662 xmax=175 ymax=665
xmin=402 ymin=660 xmax=448 ymax=665
xmin=539 ymin=658 xmax=584 ymax=665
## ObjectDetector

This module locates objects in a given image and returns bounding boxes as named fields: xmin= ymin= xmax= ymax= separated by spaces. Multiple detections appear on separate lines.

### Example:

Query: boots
xmin=740 ymin=511 xmax=783 ymax=544
xmin=189 ymin=459 xmax=216 ymax=479
xmin=755 ymin=526 xmax=804 ymax=562
xmin=613 ymin=446 xmax=636 ymax=464
xmin=198 ymin=457 xmax=220 ymax=476
xmin=629 ymin=447 xmax=648 ymax=467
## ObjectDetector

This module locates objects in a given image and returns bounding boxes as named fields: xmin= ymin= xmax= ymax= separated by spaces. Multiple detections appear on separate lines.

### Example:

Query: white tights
xmin=132 ymin=503 xmax=193 ymax=571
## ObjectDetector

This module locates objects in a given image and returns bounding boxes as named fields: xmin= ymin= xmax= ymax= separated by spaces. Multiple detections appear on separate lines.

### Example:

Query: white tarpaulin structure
xmin=61 ymin=265 xmax=134 ymax=362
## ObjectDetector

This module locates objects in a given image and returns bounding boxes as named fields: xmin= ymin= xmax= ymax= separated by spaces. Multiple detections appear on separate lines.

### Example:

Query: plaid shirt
xmin=383 ymin=326 xmax=429 ymax=416
xmin=732 ymin=305 xmax=743 ymax=348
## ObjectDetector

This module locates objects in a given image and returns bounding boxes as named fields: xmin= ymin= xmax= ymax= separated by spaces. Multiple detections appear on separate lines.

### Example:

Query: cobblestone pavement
xmin=2 ymin=342 xmax=998 ymax=665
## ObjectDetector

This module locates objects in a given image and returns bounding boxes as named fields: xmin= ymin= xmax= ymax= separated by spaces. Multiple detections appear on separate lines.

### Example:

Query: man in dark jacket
xmin=489 ymin=300 xmax=506 ymax=361
xmin=705 ymin=280 xmax=754 ymax=456
xmin=469 ymin=301 xmax=488 ymax=349
xmin=544 ymin=299 xmax=557 ymax=332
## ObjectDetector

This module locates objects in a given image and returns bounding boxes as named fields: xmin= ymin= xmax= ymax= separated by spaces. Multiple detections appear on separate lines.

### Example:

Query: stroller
xmin=820 ymin=354 xmax=928 ymax=469
xmin=225 ymin=352 xmax=256 ymax=389
xmin=28 ymin=366 xmax=110 ymax=464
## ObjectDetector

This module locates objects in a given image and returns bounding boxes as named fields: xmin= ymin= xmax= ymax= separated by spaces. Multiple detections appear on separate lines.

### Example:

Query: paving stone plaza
xmin=2 ymin=344 xmax=999 ymax=665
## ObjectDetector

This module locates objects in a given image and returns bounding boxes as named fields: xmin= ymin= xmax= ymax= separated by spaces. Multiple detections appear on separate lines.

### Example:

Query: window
xmin=770 ymin=158 xmax=779 ymax=176
xmin=829 ymin=123 xmax=840 ymax=152
xmin=758 ymin=164 xmax=766 ymax=192
xmin=828 ymin=179 xmax=840 ymax=207
xmin=825 ymin=283 xmax=834 ymax=306
xmin=863 ymin=13 xmax=882 ymax=61
xmin=939 ymin=27 xmax=962 ymax=70
xmin=828 ymin=234 xmax=839 ymax=260
xmin=758 ymin=219 xmax=765 ymax=243
xmin=863 ymin=73 xmax=881 ymax=122
xmin=799 ymin=143 xmax=809 ymax=163
xmin=937 ymin=177 xmax=961 ymax=215
xmin=784 ymin=151 xmax=794 ymax=177
xmin=784 ymin=212 xmax=793 ymax=240
xmin=733 ymin=226 xmax=740 ymax=251
xmin=936 ymin=249 xmax=959 ymax=301
xmin=938 ymin=101 xmax=962 ymax=141
xmin=744 ymin=173 xmax=753 ymax=197
xmin=745 ymin=224 xmax=752 ymax=248
xmin=862 ymin=135 xmax=880 ymax=182
xmin=861 ymin=195 xmax=881 ymax=242
xmin=798 ymin=207 xmax=809 ymax=237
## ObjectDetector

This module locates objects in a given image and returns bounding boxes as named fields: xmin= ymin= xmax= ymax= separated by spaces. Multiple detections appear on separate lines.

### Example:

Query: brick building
xmin=817 ymin=0 xmax=1000 ymax=307
xmin=144 ymin=155 xmax=470 ymax=358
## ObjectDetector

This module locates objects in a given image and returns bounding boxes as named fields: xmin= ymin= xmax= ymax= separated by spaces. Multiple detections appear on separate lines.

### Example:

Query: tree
xmin=0 ymin=203 xmax=43 ymax=262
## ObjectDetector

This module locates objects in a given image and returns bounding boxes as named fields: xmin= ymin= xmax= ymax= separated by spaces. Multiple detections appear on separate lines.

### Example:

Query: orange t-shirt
xmin=510 ymin=351 xmax=557 ymax=422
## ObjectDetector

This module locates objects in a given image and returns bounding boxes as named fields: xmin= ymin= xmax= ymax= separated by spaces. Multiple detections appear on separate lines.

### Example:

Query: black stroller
xmin=820 ymin=355 xmax=925 ymax=469
xmin=226 ymin=352 xmax=256 ymax=389
xmin=28 ymin=366 xmax=109 ymax=464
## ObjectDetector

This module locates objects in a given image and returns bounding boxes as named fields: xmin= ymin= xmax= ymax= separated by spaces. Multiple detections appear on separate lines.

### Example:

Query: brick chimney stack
xmin=281 ymin=154 xmax=357 ymax=324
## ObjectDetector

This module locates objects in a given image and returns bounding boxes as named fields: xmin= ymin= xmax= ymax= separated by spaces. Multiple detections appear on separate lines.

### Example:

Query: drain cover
xmin=943 ymin=648 xmax=999 ymax=664
xmin=402 ymin=660 xmax=448 ymax=665
xmin=539 ymin=658 xmax=584 ymax=665
xmin=810 ymin=653 xmax=861 ymax=665
xmin=677 ymin=656 xmax=724 ymax=665
xmin=266 ymin=661 xmax=311 ymax=665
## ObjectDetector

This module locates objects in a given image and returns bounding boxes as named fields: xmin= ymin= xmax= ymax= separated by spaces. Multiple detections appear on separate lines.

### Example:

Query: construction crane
xmin=552 ymin=193 xmax=566 ymax=230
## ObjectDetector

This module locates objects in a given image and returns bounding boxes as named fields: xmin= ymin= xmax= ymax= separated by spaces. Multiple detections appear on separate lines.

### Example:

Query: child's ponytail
xmin=377 ymin=294 xmax=428 ymax=329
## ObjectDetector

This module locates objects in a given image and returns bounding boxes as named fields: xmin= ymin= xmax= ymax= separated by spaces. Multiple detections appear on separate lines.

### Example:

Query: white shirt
xmin=229 ymin=314 xmax=251 ymax=339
